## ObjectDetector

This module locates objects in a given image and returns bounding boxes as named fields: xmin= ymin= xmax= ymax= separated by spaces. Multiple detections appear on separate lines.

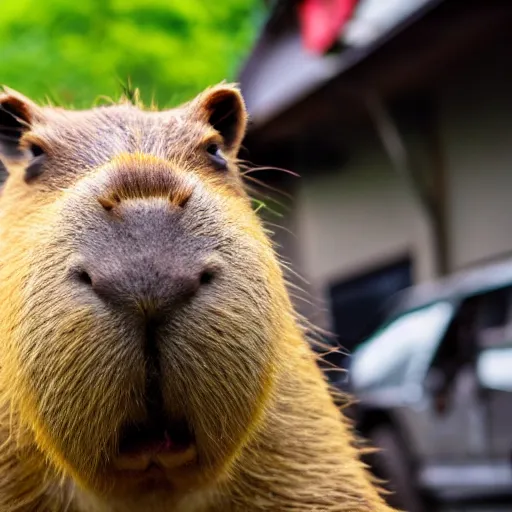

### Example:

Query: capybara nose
xmin=76 ymin=260 xmax=214 ymax=316
xmin=72 ymin=203 xmax=218 ymax=318
xmin=70 ymin=159 xmax=219 ymax=318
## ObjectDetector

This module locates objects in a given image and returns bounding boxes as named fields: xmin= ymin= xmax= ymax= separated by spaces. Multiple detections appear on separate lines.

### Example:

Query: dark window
xmin=328 ymin=258 xmax=412 ymax=354
xmin=475 ymin=286 xmax=512 ymax=349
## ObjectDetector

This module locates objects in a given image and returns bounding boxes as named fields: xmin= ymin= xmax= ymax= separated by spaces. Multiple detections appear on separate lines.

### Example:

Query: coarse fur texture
xmin=0 ymin=84 xmax=398 ymax=511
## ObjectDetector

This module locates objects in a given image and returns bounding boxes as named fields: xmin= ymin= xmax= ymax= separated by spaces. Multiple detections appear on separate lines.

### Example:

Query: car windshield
xmin=350 ymin=301 xmax=454 ymax=390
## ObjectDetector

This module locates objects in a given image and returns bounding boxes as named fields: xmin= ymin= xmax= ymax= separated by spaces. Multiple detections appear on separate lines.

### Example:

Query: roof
xmin=240 ymin=1 xmax=512 ymax=163
xmin=343 ymin=0 xmax=437 ymax=48
xmin=240 ymin=0 xmax=443 ymax=128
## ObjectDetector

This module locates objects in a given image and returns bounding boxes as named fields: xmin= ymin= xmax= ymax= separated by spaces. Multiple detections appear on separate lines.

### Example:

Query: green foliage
xmin=0 ymin=0 xmax=265 ymax=108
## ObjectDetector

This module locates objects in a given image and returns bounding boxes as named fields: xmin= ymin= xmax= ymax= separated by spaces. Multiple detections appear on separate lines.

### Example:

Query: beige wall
xmin=441 ymin=45 xmax=512 ymax=270
xmin=292 ymin=132 xmax=435 ymax=328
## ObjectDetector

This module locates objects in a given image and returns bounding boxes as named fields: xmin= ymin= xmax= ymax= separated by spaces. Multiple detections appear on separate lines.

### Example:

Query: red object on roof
xmin=298 ymin=0 xmax=358 ymax=54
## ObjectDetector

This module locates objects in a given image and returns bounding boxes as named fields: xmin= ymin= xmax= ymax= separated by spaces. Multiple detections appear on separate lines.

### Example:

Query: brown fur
xmin=0 ymin=84 xmax=397 ymax=511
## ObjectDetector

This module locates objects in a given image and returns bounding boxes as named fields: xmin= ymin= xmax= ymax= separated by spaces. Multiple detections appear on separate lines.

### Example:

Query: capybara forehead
xmin=26 ymin=105 xmax=212 ymax=179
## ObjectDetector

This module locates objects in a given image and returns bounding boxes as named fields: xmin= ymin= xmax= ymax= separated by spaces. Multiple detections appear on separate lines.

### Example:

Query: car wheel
xmin=367 ymin=425 xmax=427 ymax=512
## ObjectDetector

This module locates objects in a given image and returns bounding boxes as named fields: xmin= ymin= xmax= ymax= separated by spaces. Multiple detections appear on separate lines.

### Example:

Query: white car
xmin=349 ymin=259 xmax=512 ymax=511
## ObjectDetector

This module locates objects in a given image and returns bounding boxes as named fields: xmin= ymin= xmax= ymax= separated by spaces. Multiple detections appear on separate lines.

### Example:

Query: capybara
xmin=0 ymin=84 xmax=397 ymax=511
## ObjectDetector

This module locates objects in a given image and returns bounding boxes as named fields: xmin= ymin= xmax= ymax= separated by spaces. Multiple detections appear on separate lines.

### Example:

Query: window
xmin=477 ymin=347 xmax=512 ymax=392
xmin=427 ymin=286 xmax=512 ymax=398
xmin=328 ymin=258 xmax=412 ymax=355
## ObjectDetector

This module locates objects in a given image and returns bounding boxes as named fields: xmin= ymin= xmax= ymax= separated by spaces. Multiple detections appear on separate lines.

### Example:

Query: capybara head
xmin=0 ymin=85 xmax=290 ymax=504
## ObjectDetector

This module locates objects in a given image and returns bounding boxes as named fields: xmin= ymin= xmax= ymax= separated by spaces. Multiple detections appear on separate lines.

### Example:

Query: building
xmin=239 ymin=0 xmax=512 ymax=353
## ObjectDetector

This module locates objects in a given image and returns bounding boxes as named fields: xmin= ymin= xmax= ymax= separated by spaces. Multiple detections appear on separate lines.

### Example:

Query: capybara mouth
xmin=118 ymin=418 xmax=194 ymax=456
xmin=113 ymin=418 xmax=197 ymax=473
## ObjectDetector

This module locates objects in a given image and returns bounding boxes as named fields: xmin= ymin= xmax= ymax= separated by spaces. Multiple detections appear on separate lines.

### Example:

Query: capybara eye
xmin=24 ymin=144 xmax=46 ymax=183
xmin=0 ymin=159 xmax=7 ymax=180
xmin=29 ymin=143 xmax=44 ymax=158
xmin=206 ymin=143 xmax=227 ymax=170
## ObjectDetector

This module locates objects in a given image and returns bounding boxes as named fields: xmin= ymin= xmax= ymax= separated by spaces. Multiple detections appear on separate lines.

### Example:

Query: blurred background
xmin=3 ymin=1 xmax=512 ymax=510
xmin=0 ymin=0 xmax=265 ymax=106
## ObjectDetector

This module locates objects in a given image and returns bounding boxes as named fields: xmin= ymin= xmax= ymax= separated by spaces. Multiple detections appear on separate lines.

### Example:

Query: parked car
xmin=347 ymin=259 xmax=512 ymax=511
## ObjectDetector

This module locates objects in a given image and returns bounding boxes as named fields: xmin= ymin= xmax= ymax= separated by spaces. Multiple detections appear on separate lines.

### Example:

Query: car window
xmin=424 ymin=286 xmax=512 ymax=397
xmin=477 ymin=346 xmax=512 ymax=392
xmin=350 ymin=301 xmax=454 ymax=390
xmin=475 ymin=286 xmax=512 ymax=349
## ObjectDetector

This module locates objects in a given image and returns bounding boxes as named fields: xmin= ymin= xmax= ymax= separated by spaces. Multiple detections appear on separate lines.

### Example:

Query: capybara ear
xmin=191 ymin=83 xmax=248 ymax=156
xmin=0 ymin=87 xmax=42 ymax=157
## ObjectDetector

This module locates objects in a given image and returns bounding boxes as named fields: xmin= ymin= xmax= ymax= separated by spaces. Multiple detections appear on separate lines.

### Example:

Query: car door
xmin=416 ymin=287 xmax=512 ymax=495
xmin=475 ymin=286 xmax=512 ymax=488
xmin=476 ymin=344 xmax=512 ymax=491
xmin=408 ymin=294 xmax=492 ymax=494
xmin=350 ymin=301 xmax=458 ymax=458
xmin=410 ymin=296 xmax=487 ymax=454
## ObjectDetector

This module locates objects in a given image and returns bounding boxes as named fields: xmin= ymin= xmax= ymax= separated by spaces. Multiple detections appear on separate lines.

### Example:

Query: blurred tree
xmin=0 ymin=0 xmax=265 ymax=107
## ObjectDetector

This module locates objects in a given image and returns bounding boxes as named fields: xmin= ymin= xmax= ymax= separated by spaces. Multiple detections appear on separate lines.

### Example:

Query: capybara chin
xmin=0 ymin=84 xmax=396 ymax=512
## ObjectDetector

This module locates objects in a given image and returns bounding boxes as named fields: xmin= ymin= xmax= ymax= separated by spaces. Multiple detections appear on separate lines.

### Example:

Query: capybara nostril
xmin=98 ymin=195 xmax=120 ymax=212
xmin=69 ymin=265 xmax=93 ymax=287
xmin=77 ymin=269 xmax=93 ymax=287
xmin=176 ymin=191 xmax=191 ymax=209
xmin=199 ymin=269 xmax=215 ymax=286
